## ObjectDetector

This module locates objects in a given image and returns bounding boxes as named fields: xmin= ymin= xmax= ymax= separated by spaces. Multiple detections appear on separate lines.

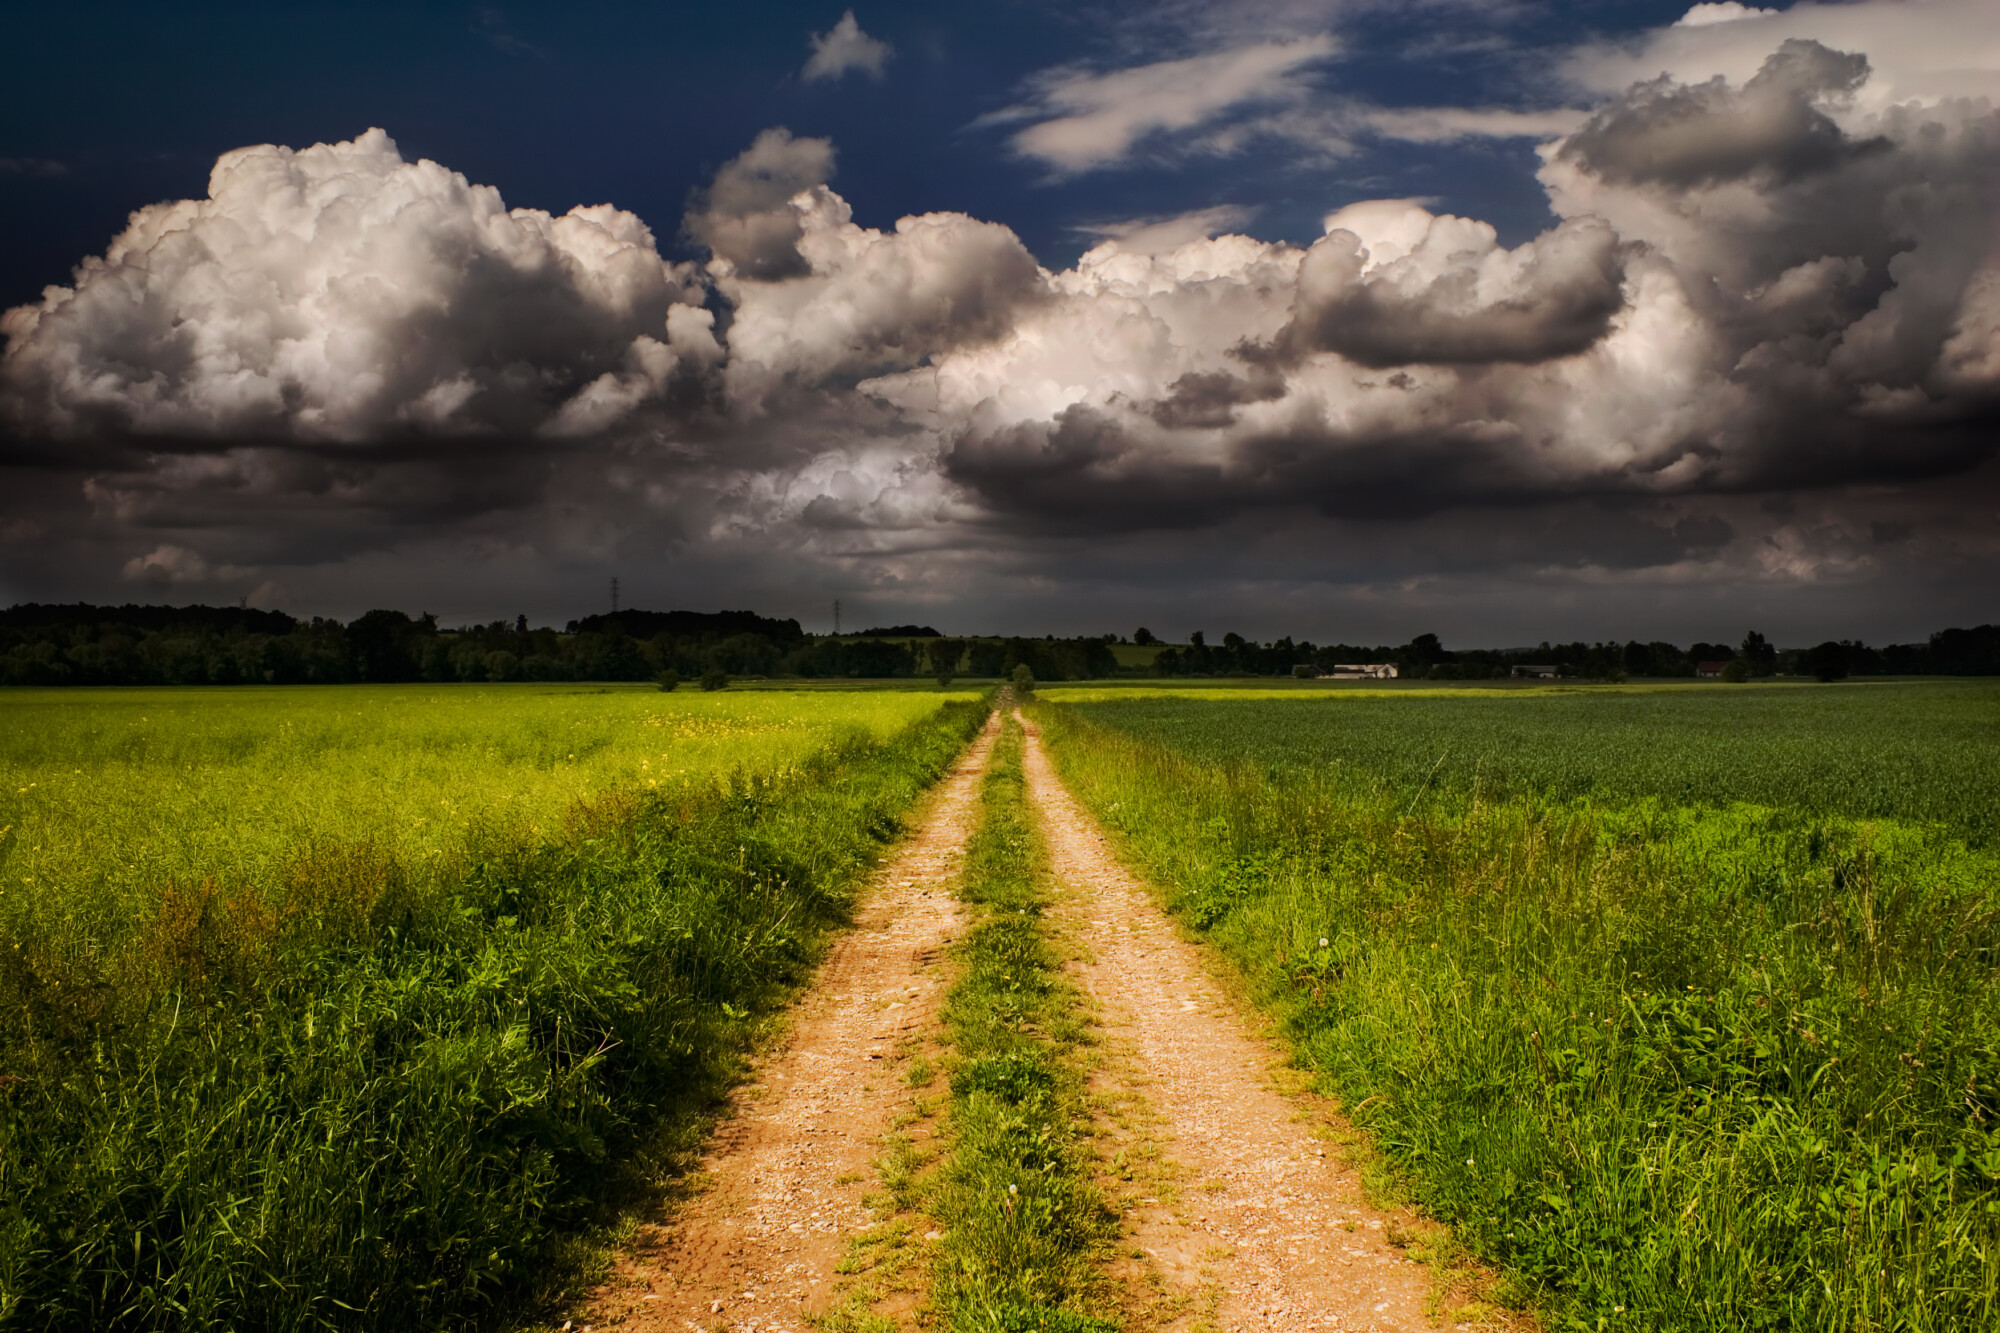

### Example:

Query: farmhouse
xmin=1325 ymin=663 xmax=1397 ymax=679
xmin=1511 ymin=664 xmax=1558 ymax=678
xmin=1695 ymin=661 xmax=1729 ymax=678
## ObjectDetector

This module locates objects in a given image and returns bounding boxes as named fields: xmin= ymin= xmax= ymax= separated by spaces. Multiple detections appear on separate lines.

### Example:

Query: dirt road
xmin=577 ymin=707 xmax=1478 ymax=1333
xmin=575 ymin=710 xmax=1001 ymax=1332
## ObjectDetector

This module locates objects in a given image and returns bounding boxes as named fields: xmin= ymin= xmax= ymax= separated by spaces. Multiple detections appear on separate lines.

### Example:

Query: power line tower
xmin=833 ymin=598 xmax=841 ymax=636
xmin=610 ymin=575 xmax=620 ymax=614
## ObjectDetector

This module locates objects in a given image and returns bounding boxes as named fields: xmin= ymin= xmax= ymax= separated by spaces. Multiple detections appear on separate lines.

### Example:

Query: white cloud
xmin=1676 ymin=3 xmax=1780 ymax=27
xmin=0 ymin=128 xmax=705 ymax=443
xmin=984 ymin=36 xmax=1338 ymax=174
xmin=1361 ymin=105 xmax=1588 ymax=143
xmin=802 ymin=10 xmax=893 ymax=83
xmin=1075 ymin=205 xmax=1260 ymax=254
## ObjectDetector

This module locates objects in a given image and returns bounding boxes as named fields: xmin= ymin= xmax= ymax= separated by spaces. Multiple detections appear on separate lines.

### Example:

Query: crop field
xmin=0 ymin=683 xmax=986 ymax=1330
xmin=1038 ymin=680 xmax=2000 ymax=1331
xmin=1045 ymin=679 xmax=2000 ymax=845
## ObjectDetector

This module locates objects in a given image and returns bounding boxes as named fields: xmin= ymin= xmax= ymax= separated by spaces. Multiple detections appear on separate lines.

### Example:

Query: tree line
xmin=0 ymin=604 xmax=1115 ymax=687
xmin=3 ymin=603 xmax=1994 ymax=687
xmin=1148 ymin=626 xmax=2000 ymax=681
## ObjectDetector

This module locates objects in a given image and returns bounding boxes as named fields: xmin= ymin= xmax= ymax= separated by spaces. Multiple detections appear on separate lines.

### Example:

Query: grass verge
xmin=0 ymin=698 xmax=989 ymax=1331
xmin=928 ymin=714 xmax=1116 ymax=1333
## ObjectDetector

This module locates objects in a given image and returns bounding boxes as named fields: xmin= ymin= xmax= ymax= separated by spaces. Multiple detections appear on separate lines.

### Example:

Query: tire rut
xmin=1017 ymin=711 xmax=1450 ymax=1333
xmin=574 ymin=710 xmax=1002 ymax=1332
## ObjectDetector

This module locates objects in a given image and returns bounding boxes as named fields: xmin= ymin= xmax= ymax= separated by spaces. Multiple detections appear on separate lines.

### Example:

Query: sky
xmin=2 ymin=0 xmax=1998 ymax=645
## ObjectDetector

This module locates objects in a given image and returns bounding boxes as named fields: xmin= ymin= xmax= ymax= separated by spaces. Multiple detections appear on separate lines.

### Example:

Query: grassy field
xmin=0 ymin=683 xmax=986 ymax=1330
xmin=1038 ymin=680 xmax=2000 ymax=1332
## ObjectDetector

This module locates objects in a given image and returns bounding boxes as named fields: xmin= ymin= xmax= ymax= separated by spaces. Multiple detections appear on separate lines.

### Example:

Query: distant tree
xmin=1741 ymin=630 xmax=1777 ymax=677
xmin=1012 ymin=663 xmax=1035 ymax=697
xmin=1291 ymin=663 xmax=1315 ymax=679
xmin=1721 ymin=659 xmax=1750 ymax=683
xmin=1222 ymin=631 xmax=1247 ymax=649
xmin=1133 ymin=627 xmax=1157 ymax=646
xmin=924 ymin=638 xmax=965 ymax=676
xmin=699 ymin=666 xmax=729 ymax=691
xmin=654 ymin=668 xmax=680 ymax=692
xmin=347 ymin=609 xmax=427 ymax=682
xmin=1190 ymin=630 xmax=1205 ymax=648
xmin=936 ymin=672 xmax=954 ymax=688
xmin=1805 ymin=642 xmax=1849 ymax=681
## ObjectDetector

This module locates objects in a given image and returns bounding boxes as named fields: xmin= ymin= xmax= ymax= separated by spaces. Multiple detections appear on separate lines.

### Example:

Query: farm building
xmin=1511 ymin=664 xmax=1558 ymax=678
xmin=1695 ymin=661 xmax=1729 ymax=678
xmin=1325 ymin=663 xmax=1398 ymax=679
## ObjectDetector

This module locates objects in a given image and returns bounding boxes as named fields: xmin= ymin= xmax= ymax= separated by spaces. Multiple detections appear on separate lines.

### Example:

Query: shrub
xmin=698 ymin=667 xmax=729 ymax=691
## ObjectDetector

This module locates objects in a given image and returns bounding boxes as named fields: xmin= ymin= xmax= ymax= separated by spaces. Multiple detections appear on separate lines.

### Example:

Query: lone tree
xmin=1012 ymin=663 xmax=1035 ymax=697
xmin=1133 ymin=627 xmax=1157 ymax=646
xmin=699 ymin=666 xmax=730 ymax=691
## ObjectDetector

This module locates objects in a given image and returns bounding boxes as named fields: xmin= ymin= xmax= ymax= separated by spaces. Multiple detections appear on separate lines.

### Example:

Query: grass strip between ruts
xmin=927 ymin=713 xmax=1117 ymax=1333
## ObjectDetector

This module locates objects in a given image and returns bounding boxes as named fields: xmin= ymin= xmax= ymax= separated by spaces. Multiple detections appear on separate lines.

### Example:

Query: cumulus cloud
xmin=802 ymin=10 xmax=893 ymax=83
xmin=0 ymin=129 xmax=709 ymax=445
xmin=1286 ymin=203 xmax=1627 ymax=365
xmin=979 ymin=36 xmax=1337 ymax=174
xmin=1567 ymin=0 xmax=2000 ymax=109
xmin=683 ymin=127 xmax=838 ymax=280
xmin=1554 ymin=39 xmax=1881 ymax=188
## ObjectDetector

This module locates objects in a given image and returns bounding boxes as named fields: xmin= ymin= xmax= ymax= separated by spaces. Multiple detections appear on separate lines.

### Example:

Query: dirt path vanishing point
xmin=1017 ymin=712 xmax=1452 ymax=1333
xmin=575 ymin=710 xmax=1002 ymax=1333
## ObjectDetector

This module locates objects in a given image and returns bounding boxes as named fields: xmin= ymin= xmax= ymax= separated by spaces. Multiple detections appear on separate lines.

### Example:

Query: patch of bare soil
xmin=1018 ymin=712 xmax=1502 ymax=1333
xmin=571 ymin=711 xmax=1000 ymax=1333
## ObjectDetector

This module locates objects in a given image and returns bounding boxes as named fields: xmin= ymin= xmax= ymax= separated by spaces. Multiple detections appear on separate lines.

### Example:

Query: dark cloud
xmin=1556 ymin=40 xmax=1883 ymax=189
xmin=1285 ymin=215 xmax=1627 ymax=366
xmin=1143 ymin=366 xmax=1287 ymax=428
xmin=683 ymin=128 xmax=837 ymax=281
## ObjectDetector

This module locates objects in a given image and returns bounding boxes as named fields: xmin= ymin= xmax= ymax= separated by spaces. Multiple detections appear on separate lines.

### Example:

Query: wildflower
xmin=1008 ymin=1184 xmax=1018 ymax=1195
xmin=1319 ymin=937 xmax=1329 ymax=948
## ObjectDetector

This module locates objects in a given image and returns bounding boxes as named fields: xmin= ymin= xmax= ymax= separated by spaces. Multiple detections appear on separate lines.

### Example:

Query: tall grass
xmin=1037 ymin=700 xmax=2000 ymax=1332
xmin=0 ymin=688 xmax=988 ymax=1330
xmin=930 ymin=717 xmax=1115 ymax=1333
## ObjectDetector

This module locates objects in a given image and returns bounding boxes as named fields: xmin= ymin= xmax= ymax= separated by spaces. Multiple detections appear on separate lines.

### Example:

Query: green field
xmin=1039 ymin=680 xmax=2000 ymax=1332
xmin=0 ymin=683 xmax=986 ymax=1331
xmin=1045 ymin=679 xmax=2000 ymax=845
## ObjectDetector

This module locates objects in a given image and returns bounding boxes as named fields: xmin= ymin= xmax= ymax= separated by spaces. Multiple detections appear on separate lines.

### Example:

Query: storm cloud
xmin=2 ymin=9 xmax=1998 ymax=635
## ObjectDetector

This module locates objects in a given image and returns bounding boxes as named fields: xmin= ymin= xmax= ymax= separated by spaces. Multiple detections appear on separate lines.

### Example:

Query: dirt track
xmin=575 ymin=706 xmax=1479 ymax=1333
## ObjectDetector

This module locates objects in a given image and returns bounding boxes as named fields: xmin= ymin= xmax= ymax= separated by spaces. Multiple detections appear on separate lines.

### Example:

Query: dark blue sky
xmin=3 ymin=1 xmax=1697 ymax=308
